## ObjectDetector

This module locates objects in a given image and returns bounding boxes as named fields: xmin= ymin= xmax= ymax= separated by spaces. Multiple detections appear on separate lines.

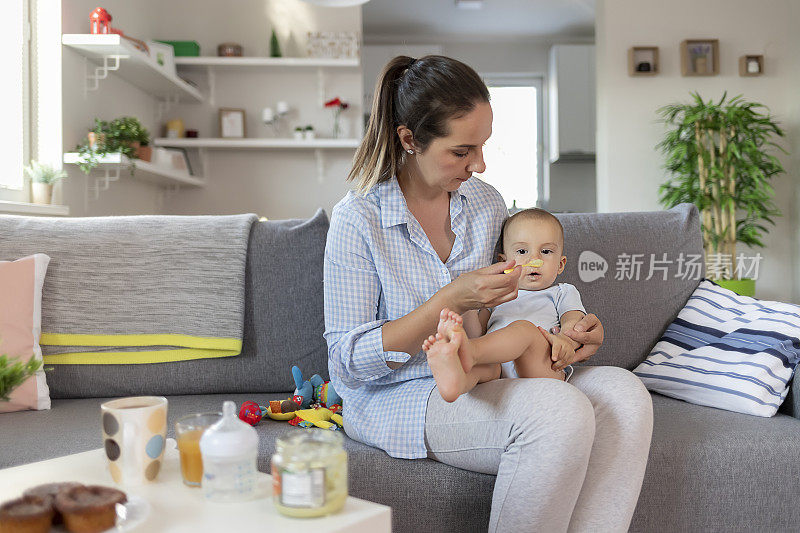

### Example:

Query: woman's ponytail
xmin=347 ymin=56 xmax=414 ymax=194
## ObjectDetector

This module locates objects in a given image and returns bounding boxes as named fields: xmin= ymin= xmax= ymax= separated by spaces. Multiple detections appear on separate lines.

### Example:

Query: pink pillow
xmin=0 ymin=254 xmax=51 ymax=412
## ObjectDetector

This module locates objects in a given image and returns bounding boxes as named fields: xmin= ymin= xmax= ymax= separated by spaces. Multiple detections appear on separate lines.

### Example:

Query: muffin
xmin=55 ymin=485 xmax=127 ymax=533
xmin=23 ymin=482 xmax=83 ymax=525
xmin=0 ymin=495 xmax=54 ymax=533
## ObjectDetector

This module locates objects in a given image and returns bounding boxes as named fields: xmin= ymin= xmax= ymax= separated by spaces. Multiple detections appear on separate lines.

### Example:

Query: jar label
xmin=280 ymin=468 xmax=325 ymax=508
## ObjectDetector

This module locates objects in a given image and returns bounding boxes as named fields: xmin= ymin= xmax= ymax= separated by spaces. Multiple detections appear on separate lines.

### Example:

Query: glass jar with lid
xmin=271 ymin=430 xmax=348 ymax=517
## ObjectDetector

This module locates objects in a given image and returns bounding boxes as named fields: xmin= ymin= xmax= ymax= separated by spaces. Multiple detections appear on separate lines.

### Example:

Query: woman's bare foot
xmin=423 ymin=309 xmax=474 ymax=402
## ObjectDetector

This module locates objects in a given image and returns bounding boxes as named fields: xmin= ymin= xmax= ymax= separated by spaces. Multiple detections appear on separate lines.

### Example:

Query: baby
xmin=422 ymin=208 xmax=588 ymax=402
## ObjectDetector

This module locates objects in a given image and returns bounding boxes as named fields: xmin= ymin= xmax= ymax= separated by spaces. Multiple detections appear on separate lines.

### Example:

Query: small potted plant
xmin=75 ymin=116 xmax=151 ymax=174
xmin=24 ymin=161 xmax=67 ymax=205
xmin=294 ymin=126 xmax=304 ymax=140
xmin=303 ymin=125 xmax=315 ymax=140
xmin=0 ymin=354 xmax=42 ymax=403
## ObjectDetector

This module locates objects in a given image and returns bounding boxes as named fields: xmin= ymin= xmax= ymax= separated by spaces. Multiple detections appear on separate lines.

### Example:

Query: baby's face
xmin=500 ymin=218 xmax=567 ymax=291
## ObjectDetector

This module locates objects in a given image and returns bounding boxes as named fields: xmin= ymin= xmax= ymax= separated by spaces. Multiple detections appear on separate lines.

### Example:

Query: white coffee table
xmin=0 ymin=443 xmax=391 ymax=532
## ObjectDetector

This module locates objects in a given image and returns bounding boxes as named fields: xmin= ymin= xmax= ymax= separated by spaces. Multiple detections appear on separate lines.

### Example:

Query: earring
xmin=406 ymin=149 xmax=414 ymax=155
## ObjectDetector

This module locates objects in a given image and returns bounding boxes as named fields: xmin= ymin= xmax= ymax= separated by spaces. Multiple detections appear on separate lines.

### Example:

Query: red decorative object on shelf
xmin=89 ymin=7 xmax=112 ymax=35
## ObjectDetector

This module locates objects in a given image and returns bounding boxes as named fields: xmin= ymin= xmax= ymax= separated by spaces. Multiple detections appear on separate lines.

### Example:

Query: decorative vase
xmin=694 ymin=57 xmax=708 ymax=74
xmin=303 ymin=130 xmax=316 ymax=140
xmin=293 ymin=131 xmax=304 ymax=140
xmin=31 ymin=182 xmax=53 ymax=205
xmin=714 ymin=278 xmax=756 ymax=297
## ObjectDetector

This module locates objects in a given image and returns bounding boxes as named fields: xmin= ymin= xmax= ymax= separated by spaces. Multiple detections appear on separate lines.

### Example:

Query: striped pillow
xmin=633 ymin=279 xmax=800 ymax=417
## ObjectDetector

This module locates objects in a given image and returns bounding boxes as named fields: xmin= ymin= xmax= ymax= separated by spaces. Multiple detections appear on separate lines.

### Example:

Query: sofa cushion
xmin=0 ymin=254 xmax=51 ymax=412
xmin=555 ymin=204 xmax=704 ymax=369
xmin=42 ymin=210 xmax=329 ymax=398
xmin=634 ymin=279 xmax=800 ymax=417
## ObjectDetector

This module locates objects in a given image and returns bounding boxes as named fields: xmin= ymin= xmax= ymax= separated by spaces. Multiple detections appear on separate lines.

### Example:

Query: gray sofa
xmin=3 ymin=204 xmax=799 ymax=532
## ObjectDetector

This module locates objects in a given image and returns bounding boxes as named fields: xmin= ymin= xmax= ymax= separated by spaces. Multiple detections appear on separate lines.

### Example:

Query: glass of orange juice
xmin=175 ymin=412 xmax=221 ymax=487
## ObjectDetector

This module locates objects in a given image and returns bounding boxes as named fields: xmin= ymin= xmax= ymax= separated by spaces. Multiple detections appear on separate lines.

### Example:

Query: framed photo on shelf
xmin=680 ymin=39 xmax=719 ymax=76
xmin=219 ymin=108 xmax=246 ymax=138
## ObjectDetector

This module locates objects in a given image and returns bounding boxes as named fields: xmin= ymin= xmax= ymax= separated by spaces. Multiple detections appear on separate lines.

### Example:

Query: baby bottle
xmin=199 ymin=400 xmax=259 ymax=502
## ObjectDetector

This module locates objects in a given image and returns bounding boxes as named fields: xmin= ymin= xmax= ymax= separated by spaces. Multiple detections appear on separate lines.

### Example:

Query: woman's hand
xmin=444 ymin=260 xmax=522 ymax=314
xmin=550 ymin=314 xmax=604 ymax=368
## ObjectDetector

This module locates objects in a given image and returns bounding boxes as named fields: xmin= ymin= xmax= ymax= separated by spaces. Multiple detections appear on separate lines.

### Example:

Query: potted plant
xmin=23 ymin=161 xmax=67 ymax=205
xmin=294 ymin=126 xmax=304 ymax=140
xmin=657 ymin=92 xmax=787 ymax=296
xmin=303 ymin=125 xmax=315 ymax=140
xmin=75 ymin=116 xmax=151 ymax=174
xmin=0 ymin=354 xmax=42 ymax=402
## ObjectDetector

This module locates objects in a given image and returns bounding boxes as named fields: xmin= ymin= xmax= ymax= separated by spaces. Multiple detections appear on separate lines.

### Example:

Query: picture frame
xmin=628 ymin=46 xmax=659 ymax=76
xmin=680 ymin=39 xmax=719 ymax=76
xmin=219 ymin=108 xmax=246 ymax=138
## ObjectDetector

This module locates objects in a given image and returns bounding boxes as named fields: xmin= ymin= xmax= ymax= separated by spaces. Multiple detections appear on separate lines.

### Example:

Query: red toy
xmin=238 ymin=401 xmax=262 ymax=426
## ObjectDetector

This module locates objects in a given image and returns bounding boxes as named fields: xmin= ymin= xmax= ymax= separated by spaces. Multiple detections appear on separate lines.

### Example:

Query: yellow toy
xmin=289 ymin=407 xmax=344 ymax=430
xmin=504 ymin=259 xmax=544 ymax=273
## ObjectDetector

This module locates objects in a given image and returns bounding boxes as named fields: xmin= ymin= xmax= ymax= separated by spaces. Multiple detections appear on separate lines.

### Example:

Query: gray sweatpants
xmin=424 ymin=366 xmax=654 ymax=532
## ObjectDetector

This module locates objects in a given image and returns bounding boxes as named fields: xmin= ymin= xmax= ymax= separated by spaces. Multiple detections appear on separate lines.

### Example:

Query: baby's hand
xmin=537 ymin=327 xmax=577 ymax=371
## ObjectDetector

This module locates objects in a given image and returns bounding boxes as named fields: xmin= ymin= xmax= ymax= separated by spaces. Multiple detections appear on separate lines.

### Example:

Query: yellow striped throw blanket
xmin=0 ymin=214 xmax=257 ymax=364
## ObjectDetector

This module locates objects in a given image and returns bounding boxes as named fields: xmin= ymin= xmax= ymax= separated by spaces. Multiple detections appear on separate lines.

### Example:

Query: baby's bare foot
xmin=423 ymin=327 xmax=467 ymax=403
xmin=436 ymin=308 xmax=477 ymax=373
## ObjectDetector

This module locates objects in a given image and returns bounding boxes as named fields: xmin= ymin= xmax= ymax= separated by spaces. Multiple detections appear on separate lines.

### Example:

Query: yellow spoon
xmin=504 ymin=259 xmax=544 ymax=274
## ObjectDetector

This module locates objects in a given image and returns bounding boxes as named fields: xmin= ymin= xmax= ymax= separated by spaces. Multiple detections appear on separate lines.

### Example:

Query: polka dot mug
xmin=100 ymin=396 xmax=168 ymax=486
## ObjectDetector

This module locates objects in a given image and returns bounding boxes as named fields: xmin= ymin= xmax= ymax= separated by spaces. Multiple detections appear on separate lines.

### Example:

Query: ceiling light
xmin=455 ymin=0 xmax=484 ymax=9
xmin=300 ymin=0 xmax=371 ymax=6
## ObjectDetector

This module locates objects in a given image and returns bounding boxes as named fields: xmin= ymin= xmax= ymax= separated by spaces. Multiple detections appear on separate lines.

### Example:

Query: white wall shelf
xmin=64 ymin=152 xmax=205 ymax=206
xmin=62 ymin=34 xmax=203 ymax=104
xmin=0 ymin=201 xmax=70 ymax=217
xmin=173 ymin=56 xmax=359 ymax=107
xmin=154 ymin=138 xmax=359 ymax=183
xmin=174 ymin=56 xmax=359 ymax=70
xmin=153 ymin=138 xmax=360 ymax=149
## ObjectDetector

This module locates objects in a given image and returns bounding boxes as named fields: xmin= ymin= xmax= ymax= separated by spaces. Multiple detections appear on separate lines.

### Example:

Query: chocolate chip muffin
xmin=0 ymin=495 xmax=55 ymax=533
xmin=23 ymin=482 xmax=84 ymax=525
xmin=55 ymin=485 xmax=127 ymax=533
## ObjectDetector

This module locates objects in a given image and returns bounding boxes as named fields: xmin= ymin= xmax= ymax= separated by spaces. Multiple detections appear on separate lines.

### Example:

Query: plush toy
xmin=291 ymin=366 xmax=342 ymax=409
xmin=288 ymin=407 xmax=344 ymax=430
xmin=238 ymin=401 xmax=263 ymax=426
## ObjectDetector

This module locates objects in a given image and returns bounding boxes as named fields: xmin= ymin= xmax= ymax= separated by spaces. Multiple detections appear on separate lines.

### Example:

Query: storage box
xmin=155 ymin=40 xmax=201 ymax=57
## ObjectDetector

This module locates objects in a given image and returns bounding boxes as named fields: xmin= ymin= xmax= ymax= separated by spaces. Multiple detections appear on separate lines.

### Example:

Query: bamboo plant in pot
xmin=24 ymin=161 xmax=67 ymax=205
xmin=657 ymin=92 xmax=787 ymax=296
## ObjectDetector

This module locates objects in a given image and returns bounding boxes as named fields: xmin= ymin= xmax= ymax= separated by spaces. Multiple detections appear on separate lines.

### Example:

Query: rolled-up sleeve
xmin=324 ymin=208 xmax=410 ymax=386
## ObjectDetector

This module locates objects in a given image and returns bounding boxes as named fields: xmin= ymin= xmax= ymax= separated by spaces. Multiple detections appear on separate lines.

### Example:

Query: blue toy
xmin=291 ymin=366 xmax=343 ymax=409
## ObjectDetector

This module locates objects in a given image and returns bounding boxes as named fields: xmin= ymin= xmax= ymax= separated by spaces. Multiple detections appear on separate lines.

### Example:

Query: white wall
xmin=156 ymin=0 xmax=362 ymax=219
xmin=58 ymin=0 xmax=362 ymax=219
xmin=364 ymin=39 xmax=597 ymax=213
xmin=596 ymin=0 xmax=800 ymax=303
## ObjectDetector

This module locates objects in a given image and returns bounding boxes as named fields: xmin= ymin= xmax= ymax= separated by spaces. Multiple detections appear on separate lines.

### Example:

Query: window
xmin=477 ymin=74 xmax=545 ymax=211
xmin=0 ymin=0 xmax=28 ymax=190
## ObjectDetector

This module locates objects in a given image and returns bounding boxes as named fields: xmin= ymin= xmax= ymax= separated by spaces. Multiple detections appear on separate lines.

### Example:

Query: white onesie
xmin=487 ymin=283 xmax=586 ymax=379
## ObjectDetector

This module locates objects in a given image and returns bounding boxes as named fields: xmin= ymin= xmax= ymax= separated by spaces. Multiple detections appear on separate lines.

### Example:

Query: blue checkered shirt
xmin=323 ymin=176 xmax=508 ymax=458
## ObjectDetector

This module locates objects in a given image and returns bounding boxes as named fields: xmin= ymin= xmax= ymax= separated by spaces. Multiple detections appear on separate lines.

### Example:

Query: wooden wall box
xmin=739 ymin=55 xmax=764 ymax=76
xmin=628 ymin=46 xmax=659 ymax=76
xmin=680 ymin=39 xmax=719 ymax=76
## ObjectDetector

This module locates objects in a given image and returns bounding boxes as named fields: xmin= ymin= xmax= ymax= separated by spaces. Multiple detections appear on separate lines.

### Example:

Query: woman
xmin=323 ymin=55 xmax=653 ymax=532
